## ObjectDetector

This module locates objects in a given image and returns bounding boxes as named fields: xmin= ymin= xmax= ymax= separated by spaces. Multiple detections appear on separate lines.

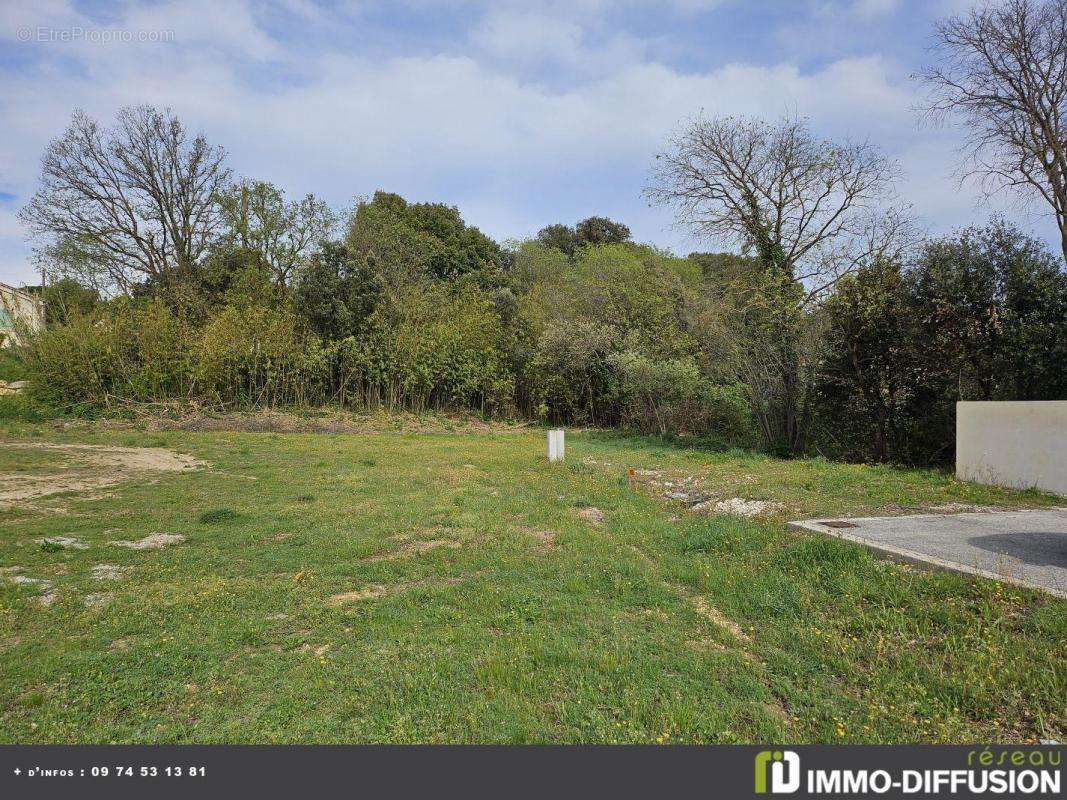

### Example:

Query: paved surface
xmin=788 ymin=509 xmax=1067 ymax=598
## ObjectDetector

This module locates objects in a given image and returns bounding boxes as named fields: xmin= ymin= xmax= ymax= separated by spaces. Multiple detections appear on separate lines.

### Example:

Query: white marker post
xmin=547 ymin=428 xmax=565 ymax=463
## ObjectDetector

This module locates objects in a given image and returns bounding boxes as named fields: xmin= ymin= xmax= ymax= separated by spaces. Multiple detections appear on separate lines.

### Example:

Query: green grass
xmin=0 ymin=420 xmax=1063 ymax=744
xmin=198 ymin=508 xmax=239 ymax=525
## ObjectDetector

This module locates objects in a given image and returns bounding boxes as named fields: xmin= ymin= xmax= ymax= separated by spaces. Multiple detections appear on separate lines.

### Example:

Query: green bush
xmin=326 ymin=283 xmax=515 ymax=413
xmin=40 ymin=277 xmax=99 ymax=325
xmin=194 ymin=304 xmax=325 ymax=407
xmin=815 ymin=221 xmax=1067 ymax=465
xmin=22 ymin=298 xmax=193 ymax=407
xmin=0 ymin=348 xmax=29 ymax=382
xmin=21 ymin=296 xmax=322 ymax=410
xmin=522 ymin=319 xmax=617 ymax=424
xmin=513 ymin=241 xmax=740 ymax=427
xmin=610 ymin=351 xmax=753 ymax=443
xmin=23 ymin=231 xmax=752 ymax=433
xmin=0 ymin=393 xmax=56 ymax=422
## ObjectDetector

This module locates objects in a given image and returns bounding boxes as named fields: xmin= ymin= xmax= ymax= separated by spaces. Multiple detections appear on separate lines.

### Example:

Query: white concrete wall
xmin=957 ymin=401 xmax=1067 ymax=497
xmin=0 ymin=284 xmax=44 ymax=346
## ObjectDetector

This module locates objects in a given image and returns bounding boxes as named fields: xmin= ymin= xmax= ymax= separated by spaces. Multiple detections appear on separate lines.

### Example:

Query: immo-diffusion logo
xmin=752 ymin=748 xmax=1061 ymax=796
xmin=755 ymin=750 xmax=801 ymax=794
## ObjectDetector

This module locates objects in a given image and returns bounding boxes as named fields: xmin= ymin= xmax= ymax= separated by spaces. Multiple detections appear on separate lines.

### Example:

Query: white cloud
xmin=0 ymin=0 xmax=278 ymax=59
xmin=124 ymin=0 xmax=281 ymax=60
xmin=472 ymin=11 xmax=585 ymax=64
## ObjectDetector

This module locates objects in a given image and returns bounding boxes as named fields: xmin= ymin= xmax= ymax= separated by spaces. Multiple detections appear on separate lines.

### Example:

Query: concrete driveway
xmin=788 ymin=508 xmax=1067 ymax=598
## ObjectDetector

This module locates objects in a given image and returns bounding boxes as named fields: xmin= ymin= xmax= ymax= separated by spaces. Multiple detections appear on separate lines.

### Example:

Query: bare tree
xmin=645 ymin=114 xmax=899 ymax=296
xmin=20 ymin=106 xmax=230 ymax=293
xmin=646 ymin=115 xmax=903 ymax=455
xmin=215 ymin=179 xmax=336 ymax=286
xmin=918 ymin=0 xmax=1067 ymax=262
xmin=807 ymin=205 xmax=922 ymax=301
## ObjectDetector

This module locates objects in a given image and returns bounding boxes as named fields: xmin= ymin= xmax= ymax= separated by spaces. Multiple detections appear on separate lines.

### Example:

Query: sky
xmin=0 ymin=0 xmax=1061 ymax=286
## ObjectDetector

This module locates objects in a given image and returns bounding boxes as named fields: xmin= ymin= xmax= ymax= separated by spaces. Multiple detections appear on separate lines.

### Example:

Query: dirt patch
xmin=630 ymin=468 xmax=662 ymax=477
xmin=328 ymin=571 xmax=486 ymax=607
xmin=576 ymin=507 xmax=605 ymax=526
xmin=37 ymin=536 xmax=88 ymax=550
xmin=0 ymin=380 xmax=28 ymax=395
xmin=91 ymin=564 xmax=123 ymax=581
xmin=761 ymin=700 xmax=792 ymax=725
xmin=10 ymin=574 xmax=50 ymax=587
xmin=364 ymin=538 xmax=461 ymax=562
xmin=690 ymin=596 xmax=751 ymax=644
xmin=72 ymin=408 xmax=530 ymax=436
xmin=328 ymin=585 xmax=389 ymax=605
xmin=524 ymin=527 xmax=558 ymax=549
xmin=691 ymin=497 xmax=781 ymax=518
xmin=0 ymin=442 xmax=205 ymax=507
xmin=110 ymin=533 xmax=185 ymax=550
xmin=685 ymin=637 xmax=731 ymax=655
xmin=628 ymin=467 xmax=786 ymax=518
xmin=84 ymin=592 xmax=113 ymax=607
xmin=8 ymin=573 xmax=56 ymax=606
xmin=629 ymin=468 xmax=706 ymax=503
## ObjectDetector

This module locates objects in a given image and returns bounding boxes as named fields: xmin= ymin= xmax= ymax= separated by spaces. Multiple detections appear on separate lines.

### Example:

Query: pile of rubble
xmin=627 ymin=467 xmax=781 ymax=518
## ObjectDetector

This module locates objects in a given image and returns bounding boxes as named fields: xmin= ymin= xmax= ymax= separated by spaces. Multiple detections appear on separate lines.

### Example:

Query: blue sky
xmin=0 ymin=0 xmax=1060 ymax=285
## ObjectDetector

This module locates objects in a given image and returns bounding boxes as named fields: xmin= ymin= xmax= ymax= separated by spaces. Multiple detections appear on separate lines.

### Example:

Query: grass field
xmin=0 ymin=415 xmax=1063 ymax=743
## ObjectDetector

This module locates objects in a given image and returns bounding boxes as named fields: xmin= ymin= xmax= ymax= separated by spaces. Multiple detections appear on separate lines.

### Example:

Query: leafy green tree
xmin=40 ymin=277 xmax=99 ymax=326
xmin=815 ymin=219 xmax=1067 ymax=465
xmin=911 ymin=220 xmax=1067 ymax=400
xmin=535 ymin=223 xmax=578 ymax=256
xmin=191 ymin=247 xmax=282 ymax=308
xmin=215 ymin=179 xmax=335 ymax=286
xmin=815 ymin=261 xmax=918 ymax=462
xmin=345 ymin=191 xmax=504 ymax=286
xmin=512 ymin=240 xmax=748 ymax=439
xmin=575 ymin=216 xmax=631 ymax=247
xmin=294 ymin=242 xmax=379 ymax=341
xmin=535 ymin=217 xmax=632 ymax=256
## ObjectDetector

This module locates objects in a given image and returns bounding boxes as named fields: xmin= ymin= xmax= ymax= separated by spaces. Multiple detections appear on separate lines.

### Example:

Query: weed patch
xmin=198 ymin=508 xmax=238 ymax=524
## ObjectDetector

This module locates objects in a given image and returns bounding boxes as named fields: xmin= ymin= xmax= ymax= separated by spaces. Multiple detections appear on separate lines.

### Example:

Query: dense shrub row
xmin=24 ymin=287 xmax=516 ymax=415
xmin=21 ymin=237 xmax=755 ymax=446
xmin=815 ymin=221 xmax=1067 ymax=464
xmin=16 ymin=191 xmax=1067 ymax=464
